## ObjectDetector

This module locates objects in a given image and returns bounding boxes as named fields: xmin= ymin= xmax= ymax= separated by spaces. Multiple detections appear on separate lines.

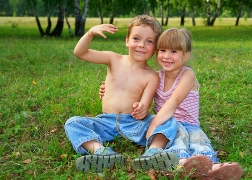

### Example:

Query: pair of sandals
xmin=169 ymin=155 xmax=243 ymax=180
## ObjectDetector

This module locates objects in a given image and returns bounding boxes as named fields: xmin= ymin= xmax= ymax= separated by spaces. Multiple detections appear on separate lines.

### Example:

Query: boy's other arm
xmin=99 ymin=81 xmax=105 ymax=100
xmin=146 ymin=70 xmax=196 ymax=138
xmin=131 ymin=73 xmax=159 ymax=120
xmin=73 ymin=24 xmax=118 ymax=64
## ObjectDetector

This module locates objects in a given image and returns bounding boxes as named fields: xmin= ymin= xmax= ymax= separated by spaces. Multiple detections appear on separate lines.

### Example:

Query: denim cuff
xmin=194 ymin=151 xmax=219 ymax=163
xmin=168 ymin=149 xmax=191 ymax=159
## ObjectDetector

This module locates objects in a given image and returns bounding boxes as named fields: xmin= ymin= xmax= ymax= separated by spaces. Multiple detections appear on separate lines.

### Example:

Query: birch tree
xmin=27 ymin=0 xmax=68 ymax=37
xmin=225 ymin=0 xmax=252 ymax=26
xmin=188 ymin=0 xmax=202 ymax=26
xmin=205 ymin=0 xmax=222 ymax=26
xmin=74 ymin=0 xmax=89 ymax=37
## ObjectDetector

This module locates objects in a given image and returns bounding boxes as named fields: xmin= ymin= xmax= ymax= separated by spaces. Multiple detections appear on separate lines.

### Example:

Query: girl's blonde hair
xmin=156 ymin=28 xmax=192 ymax=55
xmin=127 ymin=14 xmax=162 ymax=42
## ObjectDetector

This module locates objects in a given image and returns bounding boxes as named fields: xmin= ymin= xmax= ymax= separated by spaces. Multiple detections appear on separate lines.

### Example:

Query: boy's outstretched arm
xmin=73 ymin=24 xmax=118 ymax=64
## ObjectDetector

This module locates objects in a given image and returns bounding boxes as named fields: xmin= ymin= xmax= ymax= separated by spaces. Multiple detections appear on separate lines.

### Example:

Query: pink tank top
xmin=154 ymin=66 xmax=200 ymax=126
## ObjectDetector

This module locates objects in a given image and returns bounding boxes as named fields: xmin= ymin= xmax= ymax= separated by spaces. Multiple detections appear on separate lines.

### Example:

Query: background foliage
xmin=1 ymin=0 xmax=252 ymax=37
xmin=0 ymin=17 xmax=252 ymax=179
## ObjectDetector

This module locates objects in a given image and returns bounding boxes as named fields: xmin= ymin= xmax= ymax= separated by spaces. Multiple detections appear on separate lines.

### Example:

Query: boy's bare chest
xmin=108 ymin=67 xmax=147 ymax=91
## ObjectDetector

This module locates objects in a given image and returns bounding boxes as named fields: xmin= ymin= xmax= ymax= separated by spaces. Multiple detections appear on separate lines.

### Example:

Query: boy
xmin=64 ymin=15 xmax=178 ymax=172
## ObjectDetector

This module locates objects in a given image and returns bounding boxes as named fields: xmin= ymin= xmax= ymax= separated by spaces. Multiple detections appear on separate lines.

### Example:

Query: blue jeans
xmin=64 ymin=113 xmax=177 ymax=154
xmin=164 ymin=121 xmax=219 ymax=163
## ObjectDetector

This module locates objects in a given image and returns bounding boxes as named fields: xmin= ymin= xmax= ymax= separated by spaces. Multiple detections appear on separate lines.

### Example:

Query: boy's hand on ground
xmin=131 ymin=102 xmax=147 ymax=120
xmin=88 ymin=24 xmax=118 ymax=38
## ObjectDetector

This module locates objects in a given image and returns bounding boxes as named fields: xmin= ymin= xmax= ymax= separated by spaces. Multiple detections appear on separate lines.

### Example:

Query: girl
xmin=100 ymin=28 xmax=243 ymax=179
xmin=142 ymin=28 xmax=243 ymax=179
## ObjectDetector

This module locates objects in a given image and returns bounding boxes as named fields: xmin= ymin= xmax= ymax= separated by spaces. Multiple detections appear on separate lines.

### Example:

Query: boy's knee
xmin=65 ymin=116 xmax=80 ymax=126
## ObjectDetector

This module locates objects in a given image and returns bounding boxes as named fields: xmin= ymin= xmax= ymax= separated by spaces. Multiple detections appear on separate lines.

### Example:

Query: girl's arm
xmin=132 ymin=72 xmax=159 ymax=120
xmin=73 ymin=24 xmax=118 ymax=64
xmin=146 ymin=69 xmax=196 ymax=138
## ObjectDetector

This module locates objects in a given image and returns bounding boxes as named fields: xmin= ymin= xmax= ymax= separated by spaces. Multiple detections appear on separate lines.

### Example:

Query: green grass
xmin=0 ymin=17 xmax=252 ymax=179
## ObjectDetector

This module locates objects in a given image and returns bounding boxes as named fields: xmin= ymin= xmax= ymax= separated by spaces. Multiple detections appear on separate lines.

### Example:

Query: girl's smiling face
xmin=157 ymin=48 xmax=190 ymax=71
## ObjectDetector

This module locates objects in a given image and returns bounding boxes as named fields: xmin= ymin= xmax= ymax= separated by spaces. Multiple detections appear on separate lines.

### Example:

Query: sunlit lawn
xmin=0 ymin=17 xmax=252 ymax=179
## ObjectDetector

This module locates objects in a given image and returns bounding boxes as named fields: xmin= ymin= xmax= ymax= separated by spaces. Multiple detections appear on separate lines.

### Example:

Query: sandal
xmin=166 ymin=155 xmax=212 ymax=178
xmin=131 ymin=151 xmax=179 ymax=172
xmin=200 ymin=162 xmax=243 ymax=180
xmin=179 ymin=155 xmax=212 ymax=178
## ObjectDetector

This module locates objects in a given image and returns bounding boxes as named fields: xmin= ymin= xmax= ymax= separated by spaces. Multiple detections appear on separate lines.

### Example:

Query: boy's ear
xmin=126 ymin=36 xmax=129 ymax=47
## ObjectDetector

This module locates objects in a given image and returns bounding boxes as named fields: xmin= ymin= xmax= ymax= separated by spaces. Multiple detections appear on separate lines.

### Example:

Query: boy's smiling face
xmin=126 ymin=25 xmax=156 ymax=62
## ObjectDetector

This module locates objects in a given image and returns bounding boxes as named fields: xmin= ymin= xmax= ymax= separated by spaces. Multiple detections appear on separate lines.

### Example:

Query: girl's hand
xmin=88 ymin=24 xmax=118 ymax=38
xmin=131 ymin=102 xmax=147 ymax=120
xmin=99 ymin=81 xmax=105 ymax=100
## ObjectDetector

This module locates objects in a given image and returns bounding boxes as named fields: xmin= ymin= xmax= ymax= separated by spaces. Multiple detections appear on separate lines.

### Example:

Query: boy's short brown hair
xmin=127 ymin=14 xmax=162 ymax=43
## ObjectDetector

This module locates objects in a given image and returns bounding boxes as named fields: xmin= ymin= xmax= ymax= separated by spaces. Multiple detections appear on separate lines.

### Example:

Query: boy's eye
xmin=133 ymin=37 xmax=139 ymax=41
xmin=147 ymin=40 xmax=153 ymax=44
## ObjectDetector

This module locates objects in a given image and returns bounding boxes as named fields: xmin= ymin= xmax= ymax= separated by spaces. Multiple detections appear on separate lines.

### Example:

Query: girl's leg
xmin=164 ymin=122 xmax=212 ymax=178
xmin=164 ymin=122 xmax=191 ymax=160
xmin=186 ymin=123 xmax=219 ymax=163
xmin=185 ymin=125 xmax=243 ymax=179
xmin=169 ymin=123 xmax=214 ymax=178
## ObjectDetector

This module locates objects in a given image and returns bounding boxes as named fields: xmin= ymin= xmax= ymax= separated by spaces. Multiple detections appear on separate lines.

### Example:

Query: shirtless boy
xmin=64 ymin=15 xmax=178 ymax=172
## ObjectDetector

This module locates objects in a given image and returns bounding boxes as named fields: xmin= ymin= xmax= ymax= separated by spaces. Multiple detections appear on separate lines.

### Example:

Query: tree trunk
xmin=235 ymin=16 xmax=240 ymax=26
xmin=209 ymin=0 xmax=222 ymax=26
xmin=98 ymin=9 xmax=103 ymax=24
xmin=45 ymin=14 xmax=51 ymax=36
xmin=206 ymin=0 xmax=211 ymax=26
xmin=97 ymin=0 xmax=103 ymax=24
xmin=35 ymin=15 xmax=45 ymax=36
xmin=235 ymin=2 xmax=243 ymax=26
xmin=180 ymin=7 xmax=186 ymax=26
xmin=50 ymin=5 xmax=64 ymax=37
xmin=191 ymin=5 xmax=196 ymax=26
xmin=30 ymin=0 xmax=44 ymax=36
xmin=78 ymin=0 xmax=89 ymax=36
xmin=164 ymin=0 xmax=170 ymax=26
xmin=109 ymin=11 xmax=114 ymax=24
xmin=74 ymin=0 xmax=89 ymax=37
xmin=44 ymin=1 xmax=51 ymax=36
xmin=65 ymin=9 xmax=73 ymax=36
xmin=74 ymin=0 xmax=81 ymax=36
xmin=160 ymin=4 xmax=164 ymax=26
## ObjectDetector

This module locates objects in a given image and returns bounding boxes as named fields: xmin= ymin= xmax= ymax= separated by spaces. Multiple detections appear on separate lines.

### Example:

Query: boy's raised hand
xmin=88 ymin=24 xmax=118 ymax=38
xmin=131 ymin=102 xmax=148 ymax=120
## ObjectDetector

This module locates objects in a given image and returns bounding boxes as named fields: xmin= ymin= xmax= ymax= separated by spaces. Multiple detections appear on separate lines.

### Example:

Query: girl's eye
xmin=159 ymin=49 xmax=165 ymax=52
xmin=171 ymin=50 xmax=177 ymax=53
xmin=133 ymin=37 xmax=139 ymax=41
